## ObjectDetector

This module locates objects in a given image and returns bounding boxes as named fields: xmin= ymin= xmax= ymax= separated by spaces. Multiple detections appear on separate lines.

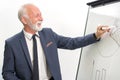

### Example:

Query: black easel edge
xmin=87 ymin=0 xmax=120 ymax=8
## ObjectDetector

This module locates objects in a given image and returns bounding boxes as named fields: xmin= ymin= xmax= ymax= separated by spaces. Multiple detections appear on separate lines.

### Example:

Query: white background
xmin=0 ymin=0 xmax=93 ymax=80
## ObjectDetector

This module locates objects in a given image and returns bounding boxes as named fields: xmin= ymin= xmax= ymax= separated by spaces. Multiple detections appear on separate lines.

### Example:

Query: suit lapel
xmin=39 ymin=31 xmax=47 ymax=54
xmin=19 ymin=31 xmax=32 ymax=71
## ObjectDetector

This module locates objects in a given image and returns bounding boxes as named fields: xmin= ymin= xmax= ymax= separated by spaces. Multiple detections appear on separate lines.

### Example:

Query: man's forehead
xmin=26 ymin=4 xmax=39 ymax=10
xmin=25 ymin=5 xmax=40 ymax=13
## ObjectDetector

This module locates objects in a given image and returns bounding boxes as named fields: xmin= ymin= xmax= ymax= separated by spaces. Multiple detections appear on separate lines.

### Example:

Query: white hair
xmin=18 ymin=4 xmax=32 ymax=22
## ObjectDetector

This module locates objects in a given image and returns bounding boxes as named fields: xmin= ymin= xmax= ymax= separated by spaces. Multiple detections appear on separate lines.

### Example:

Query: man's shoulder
xmin=38 ymin=28 xmax=53 ymax=33
xmin=6 ymin=31 xmax=23 ymax=43
xmin=41 ymin=28 xmax=52 ymax=31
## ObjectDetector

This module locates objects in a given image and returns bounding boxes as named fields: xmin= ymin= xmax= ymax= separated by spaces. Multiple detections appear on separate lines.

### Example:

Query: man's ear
xmin=21 ymin=16 xmax=27 ymax=24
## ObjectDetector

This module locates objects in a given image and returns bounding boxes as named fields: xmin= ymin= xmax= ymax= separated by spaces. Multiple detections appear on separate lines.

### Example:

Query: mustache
xmin=37 ymin=21 xmax=42 ymax=24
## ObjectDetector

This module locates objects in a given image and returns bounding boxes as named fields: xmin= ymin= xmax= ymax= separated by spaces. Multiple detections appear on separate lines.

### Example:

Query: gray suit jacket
xmin=2 ymin=28 xmax=98 ymax=80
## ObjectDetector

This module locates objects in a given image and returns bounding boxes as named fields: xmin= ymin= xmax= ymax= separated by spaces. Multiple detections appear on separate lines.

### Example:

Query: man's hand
xmin=95 ymin=25 xmax=110 ymax=39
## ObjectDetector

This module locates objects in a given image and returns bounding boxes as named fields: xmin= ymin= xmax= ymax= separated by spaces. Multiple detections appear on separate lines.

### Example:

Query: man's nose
xmin=38 ymin=16 xmax=43 ymax=21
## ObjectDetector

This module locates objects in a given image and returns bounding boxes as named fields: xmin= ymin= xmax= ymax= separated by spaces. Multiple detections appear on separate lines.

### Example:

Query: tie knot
xmin=32 ymin=34 xmax=37 ymax=39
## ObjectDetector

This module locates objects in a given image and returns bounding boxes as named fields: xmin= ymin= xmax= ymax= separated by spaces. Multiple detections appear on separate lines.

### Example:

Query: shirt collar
xmin=23 ymin=29 xmax=40 ymax=40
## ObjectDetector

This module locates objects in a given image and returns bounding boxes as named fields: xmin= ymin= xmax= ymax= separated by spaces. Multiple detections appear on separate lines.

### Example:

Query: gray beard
xmin=29 ymin=21 xmax=43 ymax=32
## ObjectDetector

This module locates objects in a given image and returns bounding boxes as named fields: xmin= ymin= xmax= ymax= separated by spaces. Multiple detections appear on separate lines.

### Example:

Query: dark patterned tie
xmin=32 ymin=34 xmax=39 ymax=80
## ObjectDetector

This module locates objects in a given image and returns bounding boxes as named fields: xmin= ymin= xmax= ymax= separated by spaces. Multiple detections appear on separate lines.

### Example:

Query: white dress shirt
xmin=23 ymin=30 xmax=51 ymax=80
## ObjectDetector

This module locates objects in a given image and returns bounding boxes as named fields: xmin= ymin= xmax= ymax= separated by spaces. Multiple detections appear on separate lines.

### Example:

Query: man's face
xmin=25 ymin=5 xmax=43 ymax=32
xmin=26 ymin=18 xmax=43 ymax=32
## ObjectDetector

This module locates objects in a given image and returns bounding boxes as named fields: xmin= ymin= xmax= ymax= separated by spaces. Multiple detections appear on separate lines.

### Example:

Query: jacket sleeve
xmin=49 ymin=29 xmax=99 ymax=50
xmin=2 ymin=40 xmax=21 ymax=80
